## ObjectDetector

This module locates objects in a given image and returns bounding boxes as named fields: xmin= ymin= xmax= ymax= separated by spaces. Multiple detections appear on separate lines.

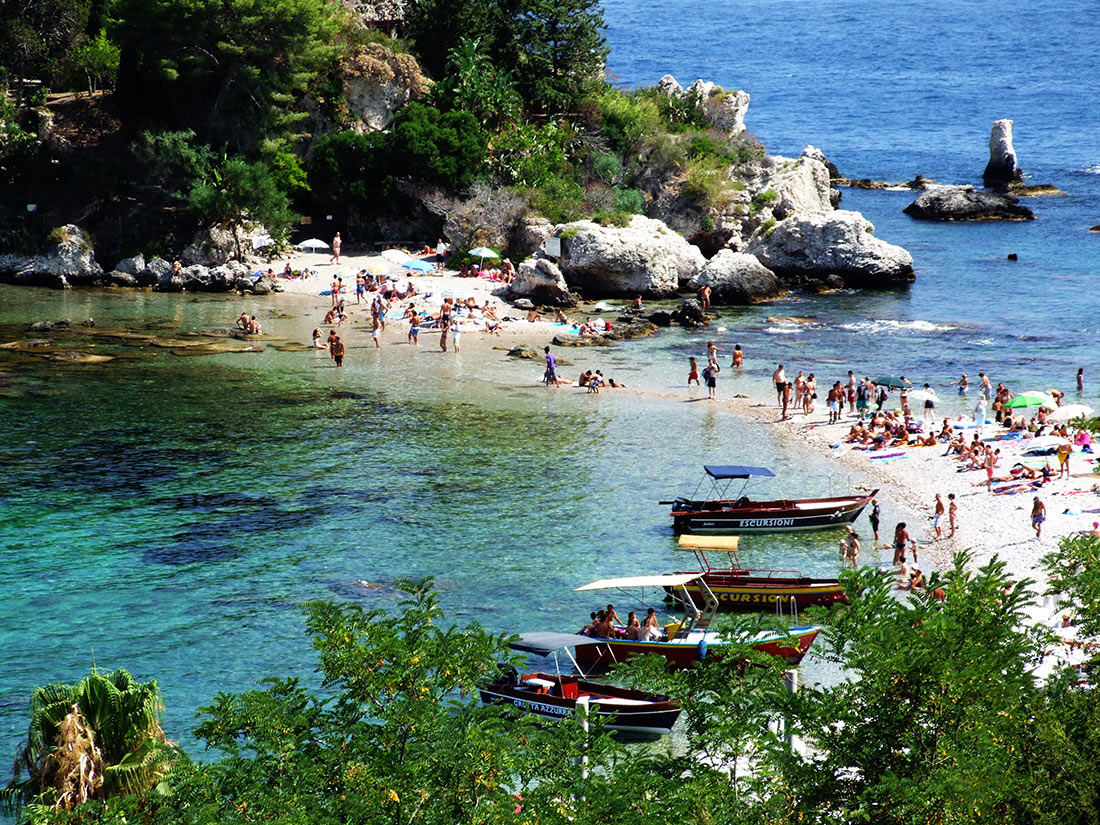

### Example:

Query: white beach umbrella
xmin=1048 ymin=404 xmax=1094 ymax=422
xmin=381 ymin=248 xmax=412 ymax=265
xmin=907 ymin=389 xmax=936 ymax=403
xmin=1027 ymin=435 xmax=1069 ymax=451
xmin=297 ymin=238 xmax=329 ymax=251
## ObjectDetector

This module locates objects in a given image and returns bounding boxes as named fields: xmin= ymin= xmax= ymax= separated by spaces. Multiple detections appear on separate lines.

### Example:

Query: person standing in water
xmin=1078 ymin=367 xmax=1085 ymax=393
xmin=868 ymin=498 xmax=881 ymax=544
xmin=732 ymin=344 xmax=743 ymax=369
xmin=702 ymin=359 xmax=719 ymax=399
xmin=688 ymin=356 xmax=700 ymax=386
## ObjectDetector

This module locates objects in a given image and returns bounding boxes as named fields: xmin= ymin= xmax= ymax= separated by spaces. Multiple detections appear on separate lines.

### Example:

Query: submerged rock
xmin=745 ymin=210 xmax=915 ymax=287
xmin=556 ymin=215 xmax=705 ymax=299
xmin=983 ymin=119 xmax=1022 ymax=187
xmin=903 ymin=185 xmax=1034 ymax=221
xmin=672 ymin=297 xmax=707 ymax=327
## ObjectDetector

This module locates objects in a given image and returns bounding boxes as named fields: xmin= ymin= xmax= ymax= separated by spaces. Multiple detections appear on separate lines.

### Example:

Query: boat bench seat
xmin=522 ymin=677 xmax=555 ymax=691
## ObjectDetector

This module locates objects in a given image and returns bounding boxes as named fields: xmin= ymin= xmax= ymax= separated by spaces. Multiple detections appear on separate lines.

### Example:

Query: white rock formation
xmin=556 ymin=215 xmax=706 ymax=298
xmin=688 ymin=249 xmax=782 ymax=303
xmin=744 ymin=211 xmax=914 ymax=286
xmin=983 ymin=119 xmax=1022 ymax=186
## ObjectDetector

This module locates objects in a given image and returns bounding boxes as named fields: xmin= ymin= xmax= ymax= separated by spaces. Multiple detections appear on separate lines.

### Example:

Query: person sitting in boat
xmin=604 ymin=604 xmax=623 ymax=627
xmin=639 ymin=608 xmax=662 ymax=642
xmin=589 ymin=612 xmax=617 ymax=639
xmin=623 ymin=611 xmax=641 ymax=640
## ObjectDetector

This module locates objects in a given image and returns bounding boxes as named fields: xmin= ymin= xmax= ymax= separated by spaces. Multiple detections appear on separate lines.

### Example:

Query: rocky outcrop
xmin=0 ymin=225 xmax=104 ymax=288
xmin=115 ymin=254 xmax=144 ymax=275
xmin=671 ymin=298 xmax=707 ymax=327
xmin=510 ymin=257 xmax=576 ymax=306
xmin=903 ymin=185 xmax=1034 ymax=221
xmin=688 ymin=249 xmax=782 ymax=303
xmin=339 ymin=43 xmax=430 ymax=132
xmin=745 ymin=210 xmax=914 ymax=287
xmin=182 ymin=225 xmax=238 ymax=266
xmin=555 ymin=215 xmax=706 ymax=298
xmin=140 ymin=257 xmax=172 ymax=287
xmin=801 ymin=145 xmax=841 ymax=181
xmin=656 ymin=75 xmax=750 ymax=136
xmin=983 ymin=119 xmax=1022 ymax=187
xmin=765 ymin=154 xmax=835 ymax=218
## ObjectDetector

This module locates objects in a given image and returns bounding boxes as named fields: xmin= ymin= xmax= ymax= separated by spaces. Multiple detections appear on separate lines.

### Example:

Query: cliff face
xmin=339 ymin=44 xmax=431 ymax=132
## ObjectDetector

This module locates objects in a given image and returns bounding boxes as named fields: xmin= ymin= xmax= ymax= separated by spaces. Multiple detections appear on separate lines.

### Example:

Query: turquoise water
xmin=0 ymin=289 xmax=866 ymax=759
xmin=5 ymin=0 xmax=1099 ymax=771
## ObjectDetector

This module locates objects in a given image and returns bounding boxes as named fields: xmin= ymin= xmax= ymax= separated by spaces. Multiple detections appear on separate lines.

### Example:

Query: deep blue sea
xmin=2 ymin=0 xmax=1099 ymax=773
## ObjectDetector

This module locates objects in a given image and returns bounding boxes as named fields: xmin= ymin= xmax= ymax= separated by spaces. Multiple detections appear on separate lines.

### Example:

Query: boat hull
xmin=569 ymin=627 xmax=819 ymax=671
xmin=672 ymin=574 xmax=849 ymax=612
xmin=478 ymin=673 xmax=681 ymax=735
xmin=670 ymin=491 xmax=876 ymax=535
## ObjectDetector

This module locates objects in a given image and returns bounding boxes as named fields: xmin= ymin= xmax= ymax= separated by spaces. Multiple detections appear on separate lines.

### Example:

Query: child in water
xmin=688 ymin=356 xmax=700 ymax=386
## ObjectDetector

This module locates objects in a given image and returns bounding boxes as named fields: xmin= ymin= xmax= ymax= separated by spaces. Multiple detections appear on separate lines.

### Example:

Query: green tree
xmin=0 ymin=0 xmax=91 ymax=97
xmin=187 ymin=156 xmax=296 ymax=258
xmin=111 ymin=0 xmax=343 ymax=151
xmin=1 ymin=669 xmax=172 ymax=816
xmin=511 ymin=0 xmax=608 ymax=114
xmin=774 ymin=553 xmax=1052 ymax=823
xmin=307 ymin=128 xmax=387 ymax=207
xmin=404 ymin=0 xmax=521 ymax=80
xmin=433 ymin=37 xmax=521 ymax=128
xmin=389 ymin=102 xmax=488 ymax=190
xmin=71 ymin=28 xmax=118 ymax=95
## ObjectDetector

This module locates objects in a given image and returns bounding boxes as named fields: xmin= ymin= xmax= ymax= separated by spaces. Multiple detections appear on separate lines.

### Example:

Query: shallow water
xmin=0 ymin=290 xmax=870 ymax=759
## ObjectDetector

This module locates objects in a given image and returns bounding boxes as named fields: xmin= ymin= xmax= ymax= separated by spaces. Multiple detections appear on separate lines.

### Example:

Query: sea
xmin=1 ymin=0 xmax=1098 ymax=768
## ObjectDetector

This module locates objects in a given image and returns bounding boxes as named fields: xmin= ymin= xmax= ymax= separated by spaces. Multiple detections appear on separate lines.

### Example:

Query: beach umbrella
xmin=402 ymin=258 xmax=434 ymax=273
xmin=907 ymin=389 xmax=936 ymax=403
xmin=1048 ymin=404 xmax=1094 ymax=422
xmin=381 ymin=248 xmax=412 ymax=265
xmin=1027 ymin=435 xmax=1069 ymax=451
xmin=468 ymin=246 xmax=499 ymax=267
xmin=871 ymin=376 xmax=911 ymax=389
xmin=1004 ymin=392 xmax=1055 ymax=409
xmin=297 ymin=238 xmax=329 ymax=251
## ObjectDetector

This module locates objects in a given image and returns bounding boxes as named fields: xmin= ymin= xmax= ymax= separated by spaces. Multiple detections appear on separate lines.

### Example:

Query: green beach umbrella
xmin=871 ymin=376 xmax=911 ymax=389
xmin=1004 ymin=391 xmax=1055 ymax=409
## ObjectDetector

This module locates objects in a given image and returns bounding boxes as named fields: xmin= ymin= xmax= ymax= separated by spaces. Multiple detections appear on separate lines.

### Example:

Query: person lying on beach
xmin=526 ymin=309 xmax=544 ymax=322
xmin=914 ymin=432 xmax=938 ymax=447
xmin=484 ymin=321 xmax=503 ymax=334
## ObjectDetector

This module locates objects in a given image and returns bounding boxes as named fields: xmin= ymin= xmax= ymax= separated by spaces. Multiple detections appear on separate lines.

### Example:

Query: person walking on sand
xmin=932 ymin=493 xmax=945 ymax=540
xmin=330 ymin=334 xmax=345 ymax=367
xmin=1056 ymin=440 xmax=1072 ymax=478
xmin=330 ymin=232 xmax=342 ymax=265
xmin=688 ymin=356 xmax=700 ymax=386
xmin=732 ymin=344 xmax=743 ymax=369
xmin=948 ymin=493 xmax=958 ymax=538
xmin=1031 ymin=496 xmax=1046 ymax=538
xmin=974 ymin=394 xmax=988 ymax=436
xmin=702 ymin=359 xmax=719 ymax=399
xmin=868 ymin=497 xmax=881 ymax=543
xmin=922 ymin=383 xmax=937 ymax=424
xmin=436 ymin=238 xmax=446 ymax=271
xmin=847 ymin=370 xmax=857 ymax=415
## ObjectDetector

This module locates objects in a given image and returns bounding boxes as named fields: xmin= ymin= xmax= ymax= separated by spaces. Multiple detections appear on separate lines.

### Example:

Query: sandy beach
xmin=235 ymin=247 xmax=1100 ymax=589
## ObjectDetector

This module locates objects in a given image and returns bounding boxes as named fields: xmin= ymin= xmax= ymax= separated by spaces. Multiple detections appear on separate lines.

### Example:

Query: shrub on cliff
xmin=389 ymin=102 xmax=488 ymax=191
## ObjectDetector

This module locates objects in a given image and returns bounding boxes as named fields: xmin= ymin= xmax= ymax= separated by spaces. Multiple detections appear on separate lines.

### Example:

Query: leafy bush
xmin=595 ymin=88 xmax=663 ymax=155
xmin=187 ymin=156 xmax=296 ymax=254
xmin=527 ymin=174 xmax=585 ymax=224
xmin=487 ymin=120 xmax=567 ymax=188
xmin=389 ymin=102 xmax=488 ymax=190
xmin=614 ymin=187 xmax=644 ymax=214
xmin=700 ymin=214 xmax=716 ymax=232
xmin=137 ymin=130 xmax=214 ymax=197
xmin=683 ymin=156 xmax=733 ymax=208
xmin=593 ymin=210 xmax=632 ymax=227
xmin=73 ymin=29 xmax=120 ymax=94
xmin=591 ymin=151 xmax=623 ymax=186
xmin=640 ymin=132 xmax=687 ymax=177
xmin=433 ymin=36 xmax=521 ymax=127
xmin=307 ymin=129 xmax=387 ymax=206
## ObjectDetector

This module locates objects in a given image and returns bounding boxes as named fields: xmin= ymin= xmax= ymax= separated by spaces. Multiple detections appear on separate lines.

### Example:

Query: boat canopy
xmin=704 ymin=465 xmax=776 ymax=480
xmin=677 ymin=535 xmax=740 ymax=551
xmin=507 ymin=632 xmax=609 ymax=656
xmin=576 ymin=573 xmax=701 ymax=591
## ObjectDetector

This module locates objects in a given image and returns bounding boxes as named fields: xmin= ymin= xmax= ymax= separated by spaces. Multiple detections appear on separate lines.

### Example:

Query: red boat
xmin=670 ymin=535 xmax=849 ymax=612
xmin=478 ymin=633 xmax=682 ymax=735
xmin=664 ymin=465 xmax=876 ymax=534
xmin=567 ymin=574 xmax=820 ymax=672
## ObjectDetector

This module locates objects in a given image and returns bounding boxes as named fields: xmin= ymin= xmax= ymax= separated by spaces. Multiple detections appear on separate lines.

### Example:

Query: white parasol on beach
xmin=297 ymin=238 xmax=329 ymax=251
xmin=907 ymin=389 xmax=937 ymax=403
xmin=1048 ymin=404 xmax=1094 ymax=422
xmin=1027 ymin=435 xmax=1069 ymax=451
xmin=381 ymin=248 xmax=412 ymax=265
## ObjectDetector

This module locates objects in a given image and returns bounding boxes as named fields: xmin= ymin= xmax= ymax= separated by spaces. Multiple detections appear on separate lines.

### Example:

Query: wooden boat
xmin=567 ymin=574 xmax=819 ymax=672
xmin=664 ymin=465 xmax=876 ymax=534
xmin=478 ymin=632 xmax=682 ymax=735
xmin=669 ymin=535 xmax=849 ymax=612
